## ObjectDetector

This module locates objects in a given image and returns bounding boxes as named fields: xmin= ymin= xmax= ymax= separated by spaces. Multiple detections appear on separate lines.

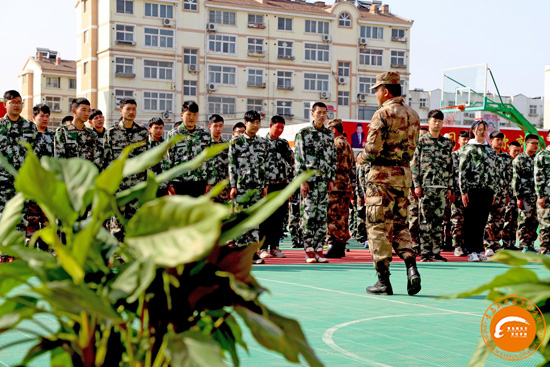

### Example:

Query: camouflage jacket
xmin=229 ymin=133 xmax=267 ymax=191
xmin=411 ymin=133 xmax=453 ymax=189
xmin=355 ymin=159 xmax=371 ymax=199
xmin=494 ymin=151 xmax=513 ymax=198
xmin=294 ymin=123 xmax=336 ymax=183
xmin=265 ymin=133 xmax=294 ymax=185
xmin=167 ymin=124 xmax=213 ymax=185
xmin=148 ymin=135 xmax=169 ymax=191
xmin=210 ymin=137 xmax=229 ymax=185
xmin=458 ymin=141 xmax=498 ymax=195
xmin=35 ymin=129 xmax=55 ymax=159
xmin=513 ymin=151 xmax=536 ymax=198
xmin=0 ymin=115 xmax=39 ymax=184
xmin=535 ymin=146 xmax=550 ymax=200
xmin=54 ymin=124 xmax=102 ymax=167
xmin=362 ymin=97 xmax=419 ymax=188
xmin=451 ymin=148 xmax=463 ymax=196
xmin=333 ymin=135 xmax=354 ymax=192
xmin=104 ymin=121 xmax=149 ymax=190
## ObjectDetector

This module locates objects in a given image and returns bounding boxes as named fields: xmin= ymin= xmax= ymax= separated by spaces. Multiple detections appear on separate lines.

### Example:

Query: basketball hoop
xmin=441 ymin=104 xmax=466 ymax=126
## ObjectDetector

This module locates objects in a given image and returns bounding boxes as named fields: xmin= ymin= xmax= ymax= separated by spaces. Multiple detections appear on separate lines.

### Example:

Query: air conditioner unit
xmin=322 ymin=34 xmax=332 ymax=42
xmin=163 ymin=18 xmax=174 ymax=27
xmin=188 ymin=64 xmax=198 ymax=72
xmin=207 ymin=83 xmax=218 ymax=92
xmin=162 ymin=111 xmax=171 ymax=119
xmin=320 ymin=91 xmax=330 ymax=100
xmin=338 ymin=76 xmax=348 ymax=85
xmin=358 ymin=94 xmax=368 ymax=102
xmin=207 ymin=23 xmax=218 ymax=32
xmin=358 ymin=37 xmax=368 ymax=46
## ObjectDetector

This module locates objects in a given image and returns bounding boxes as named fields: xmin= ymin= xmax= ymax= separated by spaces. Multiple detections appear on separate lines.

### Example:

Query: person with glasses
xmin=512 ymin=134 xmax=541 ymax=253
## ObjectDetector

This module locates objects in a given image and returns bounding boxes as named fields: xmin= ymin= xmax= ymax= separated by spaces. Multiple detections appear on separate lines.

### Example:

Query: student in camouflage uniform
xmin=229 ymin=111 xmax=268 ymax=255
xmin=147 ymin=117 xmax=169 ymax=197
xmin=207 ymin=114 xmax=230 ymax=203
xmin=104 ymin=98 xmax=149 ymax=241
xmin=354 ymin=153 xmax=368 ymax=247
xmin=483 ymin=131 xmax=513 ymax=256
xmin=411 ymin=109 xmax=453 ymax=262
xmin=451 ymin=130 xmax=470 ymax=256
xmin=232 ymin=122 xmax=246 ymax=137
xmin=512 ymin=134 xmax=540 ymax=252
xmin=295 ymin=102 xmax=336 ymax=264
xmin=362 ymin=72 xmax=421 ymax=296
xmin=54 ymin=98 xmax=101 ymax=167
xmin=408 ymin=128 xmax=429 ymax=254
xmin=459 ymin=120 xmax=499 ymax=262
xmin=535 ymin=133 xmax=550 ymax=255
xmin=259 ymin=115 xmax=294 ymax=259
xmin=288 ymin=190 xmax=302 ymax=248
xmin=167 ymin=101 xmax=213 ymax=197
xmin=324 ymin=119 xmax=354 ymax=258
xmin=502 ymin=141 xmax=523 ymax=249
xmin=86 ymin=109 xmax=105 ymax=165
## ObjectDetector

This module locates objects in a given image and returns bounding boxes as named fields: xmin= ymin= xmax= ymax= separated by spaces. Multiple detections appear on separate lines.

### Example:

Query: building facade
xmin=76 ymin=0 xmax=413 ymax=130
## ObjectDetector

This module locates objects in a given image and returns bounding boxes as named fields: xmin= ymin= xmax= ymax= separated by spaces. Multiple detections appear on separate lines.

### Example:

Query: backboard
xmin=441 ymin=63 xmax=488 ymax=111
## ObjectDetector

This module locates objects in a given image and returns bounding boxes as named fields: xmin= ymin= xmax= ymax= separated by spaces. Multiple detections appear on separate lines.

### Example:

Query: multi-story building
xmin=19 ymin=48 xmax=77 ymax=126
xmin=77 ymin=0 xmax=413 ymax=131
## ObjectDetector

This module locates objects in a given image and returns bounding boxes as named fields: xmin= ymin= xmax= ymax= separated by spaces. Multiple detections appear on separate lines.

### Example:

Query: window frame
xmin=358 ymin=76 xmax=377 ymax=95
xmin=278 ymin=17 xmax=293 ymax=31
xmin=207 ymin=64 xmax=237 ymax=86
xmin=276 ymin=70 xmax=294 ymax=90
xmin=208 ymin=9 xmax=236 ymax=25
xmin=114 ymin=56 xmax=136 ymax=77
xmin=247 ymin=98 xmax=264 ymax=113
xmin=207 ymin=95 xmax=237 ymax=117
xmin=144 ymin=2 xmax=174 ymax=19
xmin=390 ymin=50 xmax=406 ymax=67
xmin=247 ymin=67 xmax=265 ymax=87
xmin=114 ymin=89 xmax=135 ymax=110
xmin=69 ymin=78 xmax=77 ymax=89
xmin=116 ymin=0 xmax=134 ymax=15
xmin=183 ymin=48 xmax=198 ymax=65
xmin=183 ymin=80 xmax=197 ymax=96
xmin=247 ymin=37 xmax=265 ymax=56
xmin=45 ymin=77 xmax=61 ymax=89
xmin=338 ymin=12 xmax=351 ymax=28
xmin=275 ymin=100 xmax=293 ymax=117
xmin=143 ymin=59 xmax=174 ymax=81
xmin=144 ymin=27 xmax=175 ymax=49
xmin=143 ymin=90 xmax=174 ymax=112
xmin=338 ymin=91 xmax=350 ymax=106
xmin=360 ymin=25 xmax=384 ymax=39
xmin=44 ymin=95 xmax=62 ymax=112
xmin=305 ymin=19 xmax=329 ymax=34
xmin=359 ymin=48 xmax=384 ymax=67
xmin=115 ymin=23 xmax=136 ymax=45
xmin=338 ymin=61 xmax=351 ymax=77
xmin=277 ymin=40 xmax=294 ymax=60
xmin=183 ymin=0 xmax=198 ymax=11
xmin=208 ymin=34 xmax=237 ymax=55
xmin=303 ymin=42 xmax=330 ymax=63
xmin=303 ymin=72 xmax=330 ymax=92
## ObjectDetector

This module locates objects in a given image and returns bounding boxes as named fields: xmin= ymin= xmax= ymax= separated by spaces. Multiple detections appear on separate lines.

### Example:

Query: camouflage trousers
xmin=349 ymin=196 xmax=356 ymax=237
xmin=483 ymin=194 xmax=507 ymax=250
xmin=517 ymin=195 xmax=539 ymax=249
xmin=355 ymin=204 xmax=367 ymax=243
xmin=408 ymin=190 xmax=420 ymax=254
xmin=419 ymin=188 xmax=446 ymax=256
xmin=110 ymin=200 xmax=139 ymax=242
xmin=537 ymin=203 xmax=550 ymax=253
xmin=365 ymin=182 xmax=415 ymax=270
xmin=326 ymin=190 xmax=352 ymax=244
xmin=451 ymin=197 xmax=465 ymax=248
xmin=234 ymin=189 xmax=263 ymax=247
xmin=289 ymin=190 xmax=302 ymax=246
xmin=442 ymin=198 xmax=452 ymax=250
xmin=502 ymin=198 xmax=518 ymax=247
xmin=300 ymin=181 xmax=329 ymax=251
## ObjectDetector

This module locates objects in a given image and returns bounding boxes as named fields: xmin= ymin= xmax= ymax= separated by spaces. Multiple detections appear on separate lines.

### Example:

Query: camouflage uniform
xmin=326 ymin=135 xmax=354 ymax=245
xmin=229 ymin=134 xmax=268 ymax=246
xmin=502 ymin=196 xmax=519 ymax=248
xmin=294 ymin=123 xmax=336 ymax=252
xmin=408 ymin=190 xmax=420 ymax=254
xmin=450 ymin=148 xmax=465 ymax=249
xmin=484 ymin=151 xmax=513 ymax=250
xmin=167 ymin=124 xmax=214 ymax=197
xmin=209 ymin=137 xmax=230 ymax=203
xmin=288 ymin=189 xmax=302 ymax=247
xmin=354 ymin=161 xmax=368 ymax=244
xmin=148 ymin=135 xmax=169 ymax=196
xmin=535 ymin=146 xmax=550 ymax=254
xmin=54 ymin=124 xmax=102 ymax=167
xmin=411 ymin=133 xmax=453 ymax=257
xmin=362 ymin=96 xmax=419 ymax=269
xmin=512 ymin=152 xmax=539 ymax=249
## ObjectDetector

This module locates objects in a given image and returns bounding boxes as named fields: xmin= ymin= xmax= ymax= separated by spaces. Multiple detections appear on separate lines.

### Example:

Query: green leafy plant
xmin=445 ymin=251 xmax=550 ymax=366
xmin=0 ymin=138 xmax=322 ymax=367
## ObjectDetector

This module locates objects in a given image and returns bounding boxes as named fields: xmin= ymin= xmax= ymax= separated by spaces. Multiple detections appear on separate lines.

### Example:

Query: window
xmin=247 ymin=98 xmax=263 ymax=113
xmin=208 ymin=65 xmax=236 ymax=85
xmin=46 ymin=77 xmax=61 ymax=88
xmin=115 ymin=57 xmax=135 ymax=76
xmin=247 ymin=68 xmax=264 ymax=87
xmin=277 ymin=41 xmax=294 ymax=59
xmin=144 ymin=28 xmax=174 ymax=49
xmin=69 ymin=79 xmax=76 ymax=89
xmin=45 ymin=96 xmax=62 ymax=112
xmin=400 ymin=80 xmax=407 ymax=96
xmin=391 ymin=29 xmax=406 ymax=41
xmin=184 ymin=0 xmax=197 ymax=11
xmin=208 ymin=34 xmax=237 ymax=54
xmin=209 ymin=10 xmax=236 ymax=25
xmin=358 ymin=105 xmax=377 ymax=120
xmin=184 ymin=49 xmax=198 ymax=65
xmin=183 ymin=81 xmax=197 ymax=96
xmin=145 ymin=3 xmax=174 ymax=18
xmin=247 ymin=38 xmax=264 ymax=55
xmin=208 ymin=96 xmax=236 ymax=116
xmin=408 ymin=97 xmax=412 ymax=106
xmin=143 ymin=91 xmax=173 ymax=111
xmin=83 ymin=30 xmax=88 ymax=43
xmin=277 ymin=71 xmax=293 ymax=90
xmin=529 ymin=105 xmax=538 ymax=115
xmin=358 ymin=76 xmax=377 ymax=94
xmin=338 ymin=91 xmax=349 ymax=106
xmin=114 ymin=89 xmax=134 ymax=108
xmin=303 ymin=102 xmax=310 ymax=120
xmin=144 ymin=60 xmax=173 ymax=80
xmin=278 ymin=17 xmax=292 ymax=31
xmin=338 ymin=62 xmax=350 ymax=77
xmin=360 ymin=25 xmax=383 ymax=39
xmin=339 ymin=13 xmax=351 ymax=27
xmin=419 ymin=98 xmax=427 ymax=107
xmin=303 ymin=73 xmax=329 ymax=92
xmin=359 ymin=49 xmax=383 ymax=66
xmin=116 ymin=0 xmax=133 ymax=14
xmin=391 ymin=50 xmax=406 ymax=67
xmin=304 ymin=43 xmax=329 ymax=62
xmin=276 ymin=101 xmax=293 ymax=117
xmin=83 ymin=62 xmax=88 ymax=74
xmin=248 ymin=14 xmax=264 ymax=27
xmin=115 ymin=24 xmax=135 ymax=44
xmin=305 ymin=20 xmax=329 ymax=34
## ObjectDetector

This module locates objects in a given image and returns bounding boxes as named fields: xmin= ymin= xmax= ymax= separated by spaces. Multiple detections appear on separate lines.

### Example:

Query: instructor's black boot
xmin=366 ymin=263 xmax=393 ymax=295
xmin=405 ymin=257 xmax=421 ymax=296
xmin=325 ymin=243 xmax=343 ymax=258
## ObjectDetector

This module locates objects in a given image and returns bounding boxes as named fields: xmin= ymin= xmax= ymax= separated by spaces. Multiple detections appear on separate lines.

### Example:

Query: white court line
xmin=255 ymin=278 xmax=484 ymax=317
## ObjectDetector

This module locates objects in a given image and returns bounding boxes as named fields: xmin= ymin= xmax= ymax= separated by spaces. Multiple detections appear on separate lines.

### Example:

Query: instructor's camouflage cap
xmin=370 ymin=71 xmax=400 ymax=90
xmin=327 ymin=119 xmax=342 ymax=129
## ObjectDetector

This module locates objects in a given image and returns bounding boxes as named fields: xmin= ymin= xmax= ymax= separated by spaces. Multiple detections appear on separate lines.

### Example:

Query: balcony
xmin=247 ymin=81 xmax=266 ymax=88
xmin=277 ymin=85 xmax=294 ymax=90
xmin=278 ymin=55 xmax=295 ymax=60
xmin=248 ymin=23 xmax=266 ymax=29
xmin=247 ymin=50 xmax=265 ymax=58
xmin=115 ymin=39 xmax=136 ymax=46
xmin=391 ymin=63 xmax=407 ymax=69
xmin=115 ymin=72 xmax=136 ymax=78
xmin=391 ymin=36 xmax=407 ymax=42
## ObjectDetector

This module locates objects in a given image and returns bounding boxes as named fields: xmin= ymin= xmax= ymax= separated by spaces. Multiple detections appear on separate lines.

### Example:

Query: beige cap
xmin=370 ymin=71 xmax=400 ymax=90
xmin=327 ymin=119 xmax=342 ymax=129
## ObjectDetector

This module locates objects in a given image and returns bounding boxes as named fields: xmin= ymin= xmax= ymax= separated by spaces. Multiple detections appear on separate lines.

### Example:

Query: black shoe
xmin=366 ymin=262 xmax=393 ymax=295
xmin=405 ymin=257 xmax=421 ymax=296
xmin=433 ymin=254 xmax=448 ymax=262
xmin=419 ymin=254 xmax=431 ymax=262
xmin=325 ymin=243 xmax=343 ymax=258
xmin=291 ymin=242 xmax=304 ymax=249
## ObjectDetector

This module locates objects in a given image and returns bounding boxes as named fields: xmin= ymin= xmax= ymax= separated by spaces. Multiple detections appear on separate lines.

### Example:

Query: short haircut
xmin=525 ymin=133 xmax=539 ymax=142
xmin=356 ymin=123 xmax=363 ymax=130
xmin=71 ymin=97 xmax=91 ymax=110
xmin=333 ymin=123 xmax=344 ymax=134
xmin=233 ymin=122 xmax=246 ymax=131
xmin=509 ymin=141 xmax=521 ymax=148
xmin=244 ymin=110 xmax=261 ymax=123
xmin=62 ymin=115 xmax=73 ymax=124
xmin=208 ymin=114 xmax=224 ymax=124
xmin=3 ymin=90 xmax=21 ymax=101
xmin=458 ymin=130 xmax=470 ymax=138
xmin=181 ymin=100 xmax=199 ymax=113
xmin=383 ymin=84 xmax=402 ymax=97
xmin=489 ymin=131 xmax=504 ymax=140
xmin=428 ymin=109 xmax=444 ymax=120
xmin=311 ymin=102 xmax=327 ymax=112
xmin=148 ymin=117 xmax=164 ymax=128
xmin=271 ymin=115 xmax=286 ymax=125
xmin=420 ymin=127 xmax=429 ymax=132
xmin=89 ymin=109 xmax=103 ymax=120
xmin=119 ymin=98 xmax=137 ymax=109
xmin=33 ymin=104 xmax=50 ymax=116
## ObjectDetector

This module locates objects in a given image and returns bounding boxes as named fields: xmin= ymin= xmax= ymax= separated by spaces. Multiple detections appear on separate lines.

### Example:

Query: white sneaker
xmin=454 ymin=247 xmax=464 ymax=257
xmin=478 ymin=253 xmax=488 ymax=261
xmin=305 ymin=247 xmax=317 ymax=263
xmin=484 ymin=249 xmax=495 ymax=257
xmin=259 ymin=250 xmax=273 ymax=259
xmin=468 ymin=252 xmax=480 ymax=262
xmin=315 ymin=249 xmax=329 ymax=263
xmin=271 ymin=248 xmax=286 ymax=258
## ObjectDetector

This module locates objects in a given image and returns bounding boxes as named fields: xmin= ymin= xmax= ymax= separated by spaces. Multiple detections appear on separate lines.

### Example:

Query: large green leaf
xmin=0 ymin=296 xmax=39 ymax=331
xmin=0 ymin=152 xmax=17 ymax=178
xmin=0 ymin=193 xmax=25 ymax=246
xmin=96 ymin=143 xmax=140 ymax=195
xmin=0 ymin=261 xmax=35 ymax=296
xmin=163 ymin=330 xmax=225 ymax=367
xmin=125 ymin=196 xmax=230 ymax=267
xmin=122 ymin=135 xmax=183 ymax=177
xmin=492 ymin=284 xmax=550 ymax=304
xmin=109 ymin=256 xmax=156 ymax=303
xmin=491 ymin=250 xmax=550 ymax=271
xmin=466 ymin=339 xmax=491 ymax=367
